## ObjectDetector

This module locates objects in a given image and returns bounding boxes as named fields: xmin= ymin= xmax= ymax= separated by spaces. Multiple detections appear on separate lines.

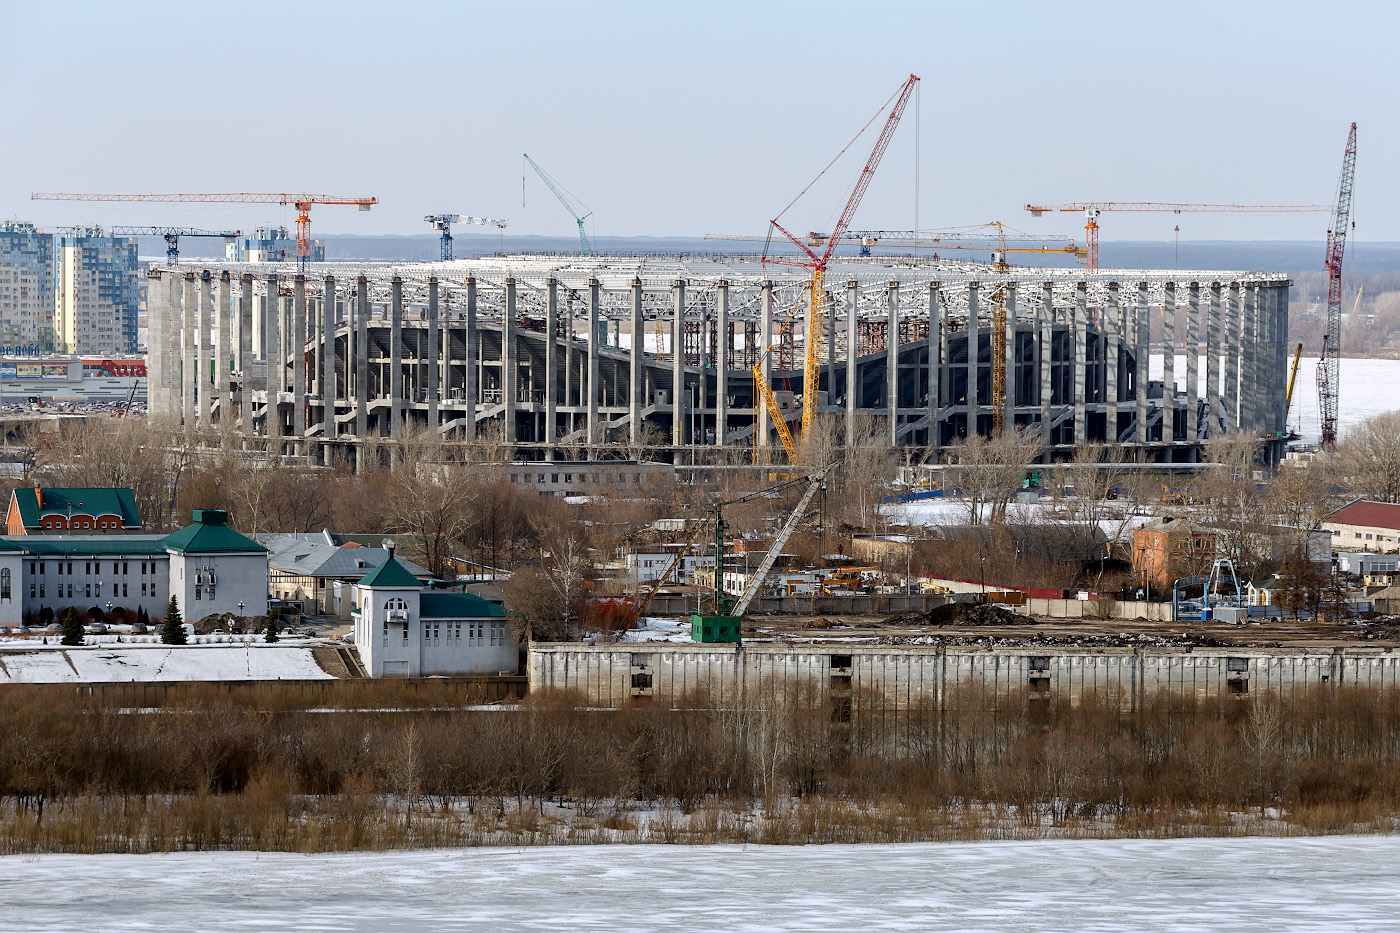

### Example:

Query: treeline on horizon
xmin=1 ymin=681 xmax=1399 ymax=852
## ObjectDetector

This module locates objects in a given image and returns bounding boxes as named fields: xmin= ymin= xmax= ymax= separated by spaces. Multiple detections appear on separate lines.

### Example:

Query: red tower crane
xmin=31 ymin=192 xmax=378 ymax=272
xmin=762 ymin=73 xmax=920 ymax=435
xmin=1024 ymin=201 xmax=1329 ymax=272
xmin=1317 ymin=122 xmax=1358 ymax=450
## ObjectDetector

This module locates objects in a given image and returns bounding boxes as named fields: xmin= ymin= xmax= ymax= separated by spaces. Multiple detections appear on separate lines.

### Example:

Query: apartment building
xmin=54 ymin=228 xmax=139 ymax=354
xmin=0 ymin=221 xmax=53 ymax=350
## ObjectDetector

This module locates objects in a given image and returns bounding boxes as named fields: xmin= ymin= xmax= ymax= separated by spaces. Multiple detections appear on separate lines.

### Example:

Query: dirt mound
xmin=907 ymin=602 xmax=1026 ymax=627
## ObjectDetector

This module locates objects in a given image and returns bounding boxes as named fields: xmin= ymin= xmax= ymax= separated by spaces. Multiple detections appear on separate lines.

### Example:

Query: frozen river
xmin=6 ymin=836 xmax=1399 ymax=931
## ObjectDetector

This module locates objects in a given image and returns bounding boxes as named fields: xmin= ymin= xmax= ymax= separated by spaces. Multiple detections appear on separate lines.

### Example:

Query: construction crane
xmin=32 ymin=192 xmax=377 ymax=272
xmin=106 ymin=226 xmax=240 ymax=264
xmin=707 ymin=223 xmax=1085 ymax=267
xmin=424 ymin=214 xmax=509 ymax=261
xmin=753 ymin=344 xmax=799 ymax=464
xmin=730 ymin=463 xmax=836 ymax=619
xmin=522 ymin=154 xmax=592 ymax=256
xmin=1284 ymin=342 xmax=1304 ymax=430
xmin=1317 ymin=123 xmax=1358 ymax=450
xmin=1023 ymin=201 xmax=1330 ymax=272
xmin=760 ymin=74 xmax=920 ymax=437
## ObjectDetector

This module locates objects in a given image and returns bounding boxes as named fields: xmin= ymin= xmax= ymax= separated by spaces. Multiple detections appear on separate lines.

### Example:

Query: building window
xmin=122 ymin=583 xmax=127 ymax=598
xmin=85 ymin=583 xmax=91 ymax=598
xmin=28 ymin=583 xmax=34 ymax=599
xmin=0 ymin=568 xmax=9 ymax=600
xmin=194 ymin=587 xmax=201 ymax=600
xmin=207 ymin=586 xmax=214 ymax=600
xmin=122 ymin=562 xmax=127 ymax=575
xmin=38 ymin=562 xmax=43 ymax=575
xmin=141 ymin=582 xmax=146 ymax=596
xmin=85 ymin=562 xmax=91 ymax=575
xmin=66 ymin=583 xmax=72 ymax=598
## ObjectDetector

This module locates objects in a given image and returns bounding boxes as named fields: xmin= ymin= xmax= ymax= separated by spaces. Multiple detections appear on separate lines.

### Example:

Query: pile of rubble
xmin=878 ymin=630 xmax=1234 ymax=649
xmin=889 ymin=602 xmax=1032 ymax=628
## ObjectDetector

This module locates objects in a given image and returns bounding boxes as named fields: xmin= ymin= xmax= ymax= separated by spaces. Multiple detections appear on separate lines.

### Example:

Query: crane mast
xmin=522 ymin=154 xmax=593 ymax=256
xmin=1317 ymin=122 xmax=1357 ymax=450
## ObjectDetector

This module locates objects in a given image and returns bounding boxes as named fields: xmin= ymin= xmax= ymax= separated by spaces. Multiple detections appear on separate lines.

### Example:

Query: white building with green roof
xmin=352 ymin=544 xmax=513 ymax=677
xmin=1 ymin=509 xmax=268 ymax=626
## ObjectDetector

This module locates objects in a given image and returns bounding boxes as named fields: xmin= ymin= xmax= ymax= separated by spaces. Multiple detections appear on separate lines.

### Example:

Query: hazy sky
xmin=5 ymin=0 xmax=1395 ymax=243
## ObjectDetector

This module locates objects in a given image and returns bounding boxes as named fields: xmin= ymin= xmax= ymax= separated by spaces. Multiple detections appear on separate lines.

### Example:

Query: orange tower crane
xmin=31 ymin=192 xmax=378 ymax=272
xmin=1023 ymin=202 xmax=1329 ymax=272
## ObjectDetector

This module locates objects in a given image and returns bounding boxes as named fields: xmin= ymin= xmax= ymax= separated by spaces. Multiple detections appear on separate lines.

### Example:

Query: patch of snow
xmin=618 ymin=617 xmax=692 ymax=643
xmin=0 ymin=644 xmax=333 ymax=683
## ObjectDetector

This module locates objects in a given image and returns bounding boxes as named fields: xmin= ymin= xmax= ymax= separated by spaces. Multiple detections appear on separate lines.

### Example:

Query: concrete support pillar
xmin=937 ymin=284 xmax=949 ymax=449
xmin=1135 ymin=282 xmax=1149 ymax=445
xmin=216 ymin=272 xmax=230 ymax=429
xmin=265 ymin=275 xmax=283 ymax=445
xmin=1105 ymin=282 xmax=1120 ymax=443
xmin=355 ymin=276 xmax=369 ymax=438
xmin=164 ymin=272 xmax=179 ymax=419
xmin=926 ymin=284 xmax=939 ymax=450
xmin=671 ymin=280 xmax=685 ymax=448
xmin=587 ymin=277 xmax=601 ymax=447
xmin=1162 ymin=283 xmax=1176 ymax=445
xmin=1225 ymin=283 xmax=1241 ymax=431
xmin=465 ymin=277 xmax=478 ymax=440
xmin=717 ymin=280 xmax=730 ymax=447
xmin=145 ymin=270 xmax=162 ymax=421
xmin=389 ymin=276 xmax=403 ymax=435
xmin=845 ymin=280 xmax=858 ymax=444
xmin=293 ymin=275 xmax=307 ymax=438
xmin=1185 ymin=283 xmax=1200 ymax=447
xmin=886 ymin=281 xmax=899 ymax=446
xmin=1206 ymin=283 xmax=1222 ymax=433
xmin=1038 ymin=283 xmax=1053 ymax=447
xmin=629 ymin=278 xmax=643 ymax=446
xmin=1071 ymin=283 xmax=1087 ymax=445
xmin=322 ymin=277 xmax=336 ymax=445
xmin=197 ymin=274 xmax=211 ymax=429
xmin=545 ymin=278 xmax=558 ymax=447
xmin=966 ymin=283 xmax=980 ymax=435
xmin=757 ymin=280 xmax=772 ymax=454
xmin=182 ymin=273 xmax=196 ymax=428
xmin=239 ymin=273 xmax=253 ymax=434
xmin=427 ymin=277 xmax=439 ymax=432
xmin=502 ymin=277 xmax=516 ymax=441
xmin=1007 ymin=283 xmax=1021 ymax=436
xmin=1243 ymin=285 xmax=1258 ymax=431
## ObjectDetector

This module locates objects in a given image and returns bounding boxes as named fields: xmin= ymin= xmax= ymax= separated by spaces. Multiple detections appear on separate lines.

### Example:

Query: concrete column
xmin=502 ymin=277 xmax=516 ymax=440
xmin=182 ymin=273 xmax=197 ymax=428
xmin=1135 ymin=282 xmax=1149 ymax=444
xmin=1008 ymin=283 xmax=1022 ymax=436
xmin=825 ymin=280 xmax=837 ymax=416
xmin=966 ymin=283 xmax=980 ymax=434
xmin=464 ymin=277 xmax=478 ymax=440
xmin=1206 ymin=283 xmax=1222 ymax=433
xmin=671 ymin=280 xmax=685 ymax=448
xmin=1224 ymin=283 xmax=1241 ymax=431
xmin=937 ymin=284 xmax=949 ymax=448
xmin=757 ymin=280 xmax=772 ymax=454
xmin=1245 ymin=284 xmax=1260 ymax=431
xmin=144 ymin=270 xmax=162 ymax=421
xmin=216 ymin=272 xmax=230 ymax=428
xmin=629 ymin=278 xmax=643 ymax=446
xmin=239 ymin=273 xmax=253 ymax=434
xmin=389 ymin=276 xmax=403 ymax=435
xmin=845 ymin=280 xmax=858 ymax=444
xmin=164 ymin=272 xmax=179 ymax=419
xmin=1105 ymin=282 xmax=1120 ymax=443
xmin=1272 ymin=285 xmax=1290 ymax=435
xmin=886 ymin=281 xmax=898 ymax=446
xmin=544 ymin=278 xmax=558 ymax=447
xmin=1185 ymin=283 xmax=1200 ymax=447
xmin=293 ymin=275 xmax=306 ymax=438
xmin=587 ymin=277 xmax=601 ymax=447
xmin=1072 ymin=283 xmax=1087 ymax=445
xmin=1162 ymin=283 xmax=1176 ymax=445
xmin=926 ymin=284 xmax=938 ymax=450
xmin=355 ymin=276 xmax=369 ymax=438
xmin=266 ymin=276 xmax=284 ymax=444
xmin=1039 ymin=283 xmax=1053 ymax=446
xmin=716 ymin=279 xmax=729 ymax=447
xmin=322 ymin=277 xmax=336 ymax=444
xmin=197 ymin=274 xmax=211 ymax=428
xmin=427 ymin=277 xmax=440 ymax=432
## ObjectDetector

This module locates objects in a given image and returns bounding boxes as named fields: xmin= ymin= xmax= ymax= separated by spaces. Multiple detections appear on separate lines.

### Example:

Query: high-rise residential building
xmin=226 ymin=226 xmax=325 ymax=263
xmin=0 ymin=221 xmax=54 ymax=352
xmin=54 ymin=227 xmax=139 ymax=354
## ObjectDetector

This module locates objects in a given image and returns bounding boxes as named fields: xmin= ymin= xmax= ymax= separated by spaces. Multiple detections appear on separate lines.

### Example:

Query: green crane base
xmin=691 ymin=613 xmax=741 ymax=643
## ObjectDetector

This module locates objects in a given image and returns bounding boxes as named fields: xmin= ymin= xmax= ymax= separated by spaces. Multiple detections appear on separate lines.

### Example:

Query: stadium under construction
xmin=144 ymin=254 xmax=1292 ymax=467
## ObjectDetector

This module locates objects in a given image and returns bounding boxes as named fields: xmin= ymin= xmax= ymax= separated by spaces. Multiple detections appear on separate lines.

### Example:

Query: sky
xmin=3 ymin=0 xmax=1396 ymax=244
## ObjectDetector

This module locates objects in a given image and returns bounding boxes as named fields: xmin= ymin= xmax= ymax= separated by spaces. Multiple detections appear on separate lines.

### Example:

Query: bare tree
xmin=945 ymin=425 xmax=1043 ymax=526
xmin=1340 ymin=410 xmax=1400 ymax=504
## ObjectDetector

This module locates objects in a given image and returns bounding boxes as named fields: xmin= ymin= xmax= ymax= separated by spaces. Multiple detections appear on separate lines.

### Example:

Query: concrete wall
xmin=529 ymin=643 xmax=1400 ymax=710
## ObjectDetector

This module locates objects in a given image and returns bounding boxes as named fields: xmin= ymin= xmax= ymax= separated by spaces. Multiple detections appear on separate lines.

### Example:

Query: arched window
xmin=1 ymin=568 xmax=10 ymax=600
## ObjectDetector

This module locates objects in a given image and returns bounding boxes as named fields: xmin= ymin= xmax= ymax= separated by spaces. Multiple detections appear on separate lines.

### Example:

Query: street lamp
xmin=979 ymin=551 xmax=987 ymax=601
xmin=105 ymin=601 xmax=112 ymax=625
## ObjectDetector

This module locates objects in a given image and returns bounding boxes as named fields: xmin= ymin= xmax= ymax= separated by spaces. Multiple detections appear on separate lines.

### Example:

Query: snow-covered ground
xmin=0 ymin=643 xmax=333 ymax=682
xmin=3 ymin=837 xmax=1398 ymax=931
xmin=616 ymin=616 xmax=692 ymax=643
xmin=883 ymin=496 xmax=1153 ymax=540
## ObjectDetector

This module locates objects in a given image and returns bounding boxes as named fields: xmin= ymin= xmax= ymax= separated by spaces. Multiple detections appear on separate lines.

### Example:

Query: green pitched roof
xmin=13 ymin=487 xmax=141 ymax=529
xmin=161 ymin=510 xmax=267 ymax=554
xmin=357 ymin=554 xmax=422 ymax=588
xmin=420 ymin=592 xmax=506 ymax=619
xmin=12 ymin=535 xmax=169 ymax=556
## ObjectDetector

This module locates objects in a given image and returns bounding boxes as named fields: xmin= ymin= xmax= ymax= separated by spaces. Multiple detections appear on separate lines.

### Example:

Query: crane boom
xmin=32 ymin=192 xmax=376 ymax=272
xmin=1317 ymin=122 xmax=1358 ymax=450
xmin=753 ymin=348 xmax=799 ymax=463
xmin=731 ymin=463 xmax=836 ymax=617
xmin=54 ymin=224 xmax=240 ymax=264
xmin=631 ymin=521 xmax=709 ymax=621
xmin=522 ymin=154 xmax=592 ymax=256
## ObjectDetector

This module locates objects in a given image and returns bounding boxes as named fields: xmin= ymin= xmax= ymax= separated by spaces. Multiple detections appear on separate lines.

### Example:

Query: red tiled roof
xmin=1329 ymin=500 xmax=1400 ymax=531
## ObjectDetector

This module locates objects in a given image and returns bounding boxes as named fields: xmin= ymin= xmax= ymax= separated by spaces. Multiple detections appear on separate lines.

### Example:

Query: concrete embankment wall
xmin=529 ymin=643 xmax=1400 ymax=710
